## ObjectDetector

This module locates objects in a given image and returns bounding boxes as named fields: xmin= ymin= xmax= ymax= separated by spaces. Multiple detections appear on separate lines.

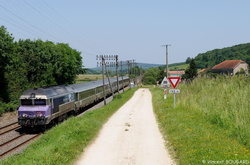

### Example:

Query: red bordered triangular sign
xmin=167 ymin=77 xmax=181 ymax=89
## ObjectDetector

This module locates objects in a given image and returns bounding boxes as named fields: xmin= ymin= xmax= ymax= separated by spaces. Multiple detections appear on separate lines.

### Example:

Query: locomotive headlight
xmin=22 ymin=114 xmax=28 ymax=117
xmin=36 ymin=111 xmax=43 ymax=117
xmin=36 ymin=114 xmax=43 ymax=117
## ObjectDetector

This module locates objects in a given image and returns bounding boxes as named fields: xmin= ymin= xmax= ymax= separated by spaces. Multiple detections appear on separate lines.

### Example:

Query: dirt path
xmin=75 ymin=88 xmax=175 ymax=165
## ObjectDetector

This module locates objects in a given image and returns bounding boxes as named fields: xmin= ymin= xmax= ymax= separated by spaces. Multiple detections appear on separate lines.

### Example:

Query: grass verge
xmin=0 ymin=88 xmax=137 ymax=165
xmin=150 ymin=80 xmax=250 ymax=165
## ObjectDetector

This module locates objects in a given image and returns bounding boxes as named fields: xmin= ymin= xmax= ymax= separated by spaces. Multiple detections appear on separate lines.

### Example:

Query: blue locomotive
xmin=18 ymin=77 xmax=130 ymax=129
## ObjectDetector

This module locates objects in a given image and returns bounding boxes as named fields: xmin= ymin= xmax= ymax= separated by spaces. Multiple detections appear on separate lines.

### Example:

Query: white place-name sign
xmin=169 ymin=89 xmax=180 ymax=93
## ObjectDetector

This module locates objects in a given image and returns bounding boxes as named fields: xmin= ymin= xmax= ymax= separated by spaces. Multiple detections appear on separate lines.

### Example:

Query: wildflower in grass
xmin=241 ymin=147 xmax=249 ymax=153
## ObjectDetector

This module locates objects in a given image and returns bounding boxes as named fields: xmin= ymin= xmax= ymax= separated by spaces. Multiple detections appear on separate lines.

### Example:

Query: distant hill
xmin=136 ymin=63 xmax=164 ymax=69
xmin=194 ymin=43 xmax=250 ymax=69
xmin=85 ymin=62 xmax=164 ymax=74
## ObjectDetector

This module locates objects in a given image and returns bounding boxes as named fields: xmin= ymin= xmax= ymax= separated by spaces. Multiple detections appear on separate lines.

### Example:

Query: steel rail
xmin=0 ymin=122 xmax=18 ymax=130
xmin=0 ymin=134 xmax=26 ymax=148
xmin=0 ymin=125 xmax=21 ymax=136
xmin=0 ymin=134 xmax=41 ymax=158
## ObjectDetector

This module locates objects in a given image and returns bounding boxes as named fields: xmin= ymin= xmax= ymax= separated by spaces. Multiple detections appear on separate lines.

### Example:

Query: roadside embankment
xmin=151 ymin=76 xmax=250 ymax=165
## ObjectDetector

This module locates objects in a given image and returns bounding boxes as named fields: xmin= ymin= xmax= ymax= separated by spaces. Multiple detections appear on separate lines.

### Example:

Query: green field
xmin=76 ymin=74 xmax=104 ymax=83
xmin=168 ymin=63 xmax=189 ymax=71
xmin=151 ymin=75 xmax=250 ymax=164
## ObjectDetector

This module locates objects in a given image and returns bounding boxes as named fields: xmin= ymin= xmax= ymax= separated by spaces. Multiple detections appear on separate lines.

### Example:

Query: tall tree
xmin=185 ymin=57 xmax=192 ymax=64
xmin=53 ymin=43 xmax=82 ymax=85
xmin=182 ymin=58 xmax=197 ymax=79
xmin=142 ymin=67 xmax=163 ymax=85
xmin=0 ymin=26 xmax=14 ymax=102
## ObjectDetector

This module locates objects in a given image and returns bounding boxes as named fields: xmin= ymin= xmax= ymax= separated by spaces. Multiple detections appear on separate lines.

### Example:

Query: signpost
xmin=167 ymin=77 xmax=181 ymax=108
xmin=167 ymin=77 xmax=181 ymax=89
xmin=164 ymin=89 xmax=167 ymax=99
xmin=169 ymin=89 xmax=180 ymax=93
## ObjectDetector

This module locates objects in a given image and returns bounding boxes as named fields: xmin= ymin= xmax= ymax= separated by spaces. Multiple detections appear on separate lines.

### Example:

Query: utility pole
xmin=115 ymin=55 xmax=119 ymax=94
xmin=120 ymin=61 xmax=124 ymax=92
xmin=100 ymin=56 xmax=106 ymax=105
xmin=96 ymin=55 xmax=118 ymax=105
xmin=162 ymin=44 xmax=171 ymax=77
xmin=127 ymin=60 xmax=130 ymax=83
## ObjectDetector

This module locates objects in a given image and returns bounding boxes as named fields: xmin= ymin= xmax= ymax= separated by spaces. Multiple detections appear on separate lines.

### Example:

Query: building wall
xmin=233 ymin=63 xmax=249 ymax=75
xmin=212 ymin=69 xmax=233 ymax=75
xmin=169 ymin=74 xmax=183 ymax=77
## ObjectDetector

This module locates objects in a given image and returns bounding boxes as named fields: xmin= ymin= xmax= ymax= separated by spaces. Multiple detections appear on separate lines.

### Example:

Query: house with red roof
xmin=211 ymin=60 xmax=249 ymax=75
xmin=197 ymin=67 xmax=212 ymax=77
xmin=168 ymin=71 xmax=185 ymax=77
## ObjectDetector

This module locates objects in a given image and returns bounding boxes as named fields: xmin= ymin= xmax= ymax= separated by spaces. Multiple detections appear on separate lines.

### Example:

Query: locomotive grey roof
xmin=20 ymin=77 xmax=129 ymax=99
xmin=69 ymin=76 xmax=129 ymax=92
xmin=20 ymin=85 xmax=74 ymax=99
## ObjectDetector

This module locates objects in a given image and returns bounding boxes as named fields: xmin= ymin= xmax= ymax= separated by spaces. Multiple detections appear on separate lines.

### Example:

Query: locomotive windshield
xmin=34 ymin=99 xmax=46 ymax=105
xmin=21 ymin=99 xmax=32 ymax=105
xmin=21 ymin=99 xmax=46 ymax=105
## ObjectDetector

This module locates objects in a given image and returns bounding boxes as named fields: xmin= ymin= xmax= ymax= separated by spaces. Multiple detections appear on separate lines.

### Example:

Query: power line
xmin=0 ymin=16 xmax=43 ymax=38
xmin=0 ymin=3 xmax=60 ymax=41
xmin=4 ymin=0 xmax=60 ymax=40
xmin=40 ymin=0 xmax=114 ymax=56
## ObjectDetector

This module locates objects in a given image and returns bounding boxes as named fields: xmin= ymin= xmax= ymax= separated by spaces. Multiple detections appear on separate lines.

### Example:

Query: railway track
xmin=0 ymin=122 xmax=41 ymax=159
xmin=0 ymin=133 xmax=41 ymax=159
xmin=0 ymin=122 xmax=21 ymax=136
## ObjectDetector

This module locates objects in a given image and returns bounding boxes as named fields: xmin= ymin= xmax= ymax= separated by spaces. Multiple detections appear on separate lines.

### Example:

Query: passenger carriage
xmin=18 ymin=77 xmax=130 ymax=129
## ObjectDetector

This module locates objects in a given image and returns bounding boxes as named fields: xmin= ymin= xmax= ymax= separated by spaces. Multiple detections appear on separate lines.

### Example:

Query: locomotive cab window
xmin=34 ymin=99 xmax=46 ymax=105
xmin=21 ymin=99 xmax=33 ymax=105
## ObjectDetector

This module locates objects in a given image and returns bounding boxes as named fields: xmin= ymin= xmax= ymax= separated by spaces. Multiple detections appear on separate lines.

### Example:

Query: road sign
xmin=167 ymin=77 xmax=181 ymax=89
xmin=161 ymin=76 xmax=170 ymax=88
xmin=169 ymin=89 xmax=180 ymax=93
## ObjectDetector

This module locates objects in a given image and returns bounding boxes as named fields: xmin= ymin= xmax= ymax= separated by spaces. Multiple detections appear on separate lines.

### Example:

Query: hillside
xmin=156 ymin=62 xmax=188 ymax=72
xmin=194 ymin=43 xmax=250 ymax=69
xmin=86 ymin=63 xmax=164 ymax=74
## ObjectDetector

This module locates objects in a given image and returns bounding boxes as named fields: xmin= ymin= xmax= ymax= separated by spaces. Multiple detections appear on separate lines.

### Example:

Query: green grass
xmin=0 ymin=88 xmax=137 ymax=165
xmin=169 ymin=63 xmax=189 ymax=71
xmin=77 ymin=74 xmax=109 ymax=80
xmin=76 ymin=74 xmax=105 ymax=83
xmin=179 ymin=76 xmax=250 ymax=146
xmin=151 ymin=76 xmax=250 ymax=164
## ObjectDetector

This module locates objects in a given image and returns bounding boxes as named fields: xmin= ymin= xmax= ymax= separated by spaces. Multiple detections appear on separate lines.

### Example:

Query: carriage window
xmin=34 ymin=99 xmax=46 ymax=105
xmin=21 ymin=99 xmax=32 ymax=105
xmin=63 ymin=95 xmax=69 ymax=103
xmin=70 ymin=93 xmax=75 ymax=101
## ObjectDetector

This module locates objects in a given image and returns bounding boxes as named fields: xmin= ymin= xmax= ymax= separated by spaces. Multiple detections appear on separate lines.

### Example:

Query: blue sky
xmin=0 ymin=0 xmax=249 ymax=68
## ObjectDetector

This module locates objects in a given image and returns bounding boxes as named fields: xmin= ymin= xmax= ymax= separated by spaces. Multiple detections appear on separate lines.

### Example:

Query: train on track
xmin=18 ymin=77 xmax=130 ymax=129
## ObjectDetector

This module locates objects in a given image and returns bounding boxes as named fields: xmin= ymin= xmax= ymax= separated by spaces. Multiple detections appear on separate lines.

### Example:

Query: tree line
xmin=142 ymin=59 xmax=197 ymax=85
xmin=0 ymin=26 xmax=83 ymax=114
xmin=194 ymin=43 xmax=250 ymax=69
